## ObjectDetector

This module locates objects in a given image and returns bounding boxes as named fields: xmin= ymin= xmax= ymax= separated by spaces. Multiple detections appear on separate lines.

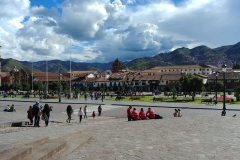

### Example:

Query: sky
xmin=0 ymin=0 xmax=239 ymax=63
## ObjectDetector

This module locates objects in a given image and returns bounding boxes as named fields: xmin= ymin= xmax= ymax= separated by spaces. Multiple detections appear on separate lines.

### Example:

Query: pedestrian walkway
xmin=63 ymin=105 xmax=126 ymax=116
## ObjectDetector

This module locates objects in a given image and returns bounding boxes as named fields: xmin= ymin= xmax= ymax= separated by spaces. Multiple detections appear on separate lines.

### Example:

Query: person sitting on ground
xmin=139 ymin=108 xmax=147 ymax=120
xmin=177 ymin=109 xmax=182 ymax=117
xmin=221 ymin=110 xmax=226 ymax=116
xmin=173 ymin=109 xmax=178 ymax=117
xmin=9 ymin=104 xmax=16 ymax=112
xmin=3 ymin=105 xmax=10 ymax=112
xmin=27 ymin=106 xmax=33 ymax=125
xmin=146 ymin=108 xmax=155 ymax=119
xmin=127 ymin=105 xmax=133 ymax=121
xmin=132 ymin=108 xmax=139 ymax=120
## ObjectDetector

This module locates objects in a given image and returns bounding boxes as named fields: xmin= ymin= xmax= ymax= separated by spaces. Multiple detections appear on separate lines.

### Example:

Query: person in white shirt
xmin=3 ymin=105 xmax=10 ymax=112
xmin=78 ymin=107 xmax=84 ymax=123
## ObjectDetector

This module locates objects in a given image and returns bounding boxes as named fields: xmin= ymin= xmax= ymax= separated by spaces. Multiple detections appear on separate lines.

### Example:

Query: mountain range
xmin=1 ymin=42 xmax=240 ymax=73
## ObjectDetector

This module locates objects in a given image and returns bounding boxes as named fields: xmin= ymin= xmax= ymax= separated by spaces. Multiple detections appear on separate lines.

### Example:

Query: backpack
xmin=155 ymin=114 xmax=163 ymax=119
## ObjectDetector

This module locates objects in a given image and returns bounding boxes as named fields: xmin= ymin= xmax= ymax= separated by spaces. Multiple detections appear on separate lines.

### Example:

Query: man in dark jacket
xmin=32 ymin=101 xmax=40 ymax=127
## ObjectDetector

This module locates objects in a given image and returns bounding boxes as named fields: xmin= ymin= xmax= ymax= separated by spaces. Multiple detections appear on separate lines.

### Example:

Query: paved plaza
xmin=0 ymin=98 xmax=240 ymax=159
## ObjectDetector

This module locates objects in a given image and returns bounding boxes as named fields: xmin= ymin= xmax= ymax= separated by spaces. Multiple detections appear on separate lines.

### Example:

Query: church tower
xmin=112 ymin=58 xmax=122 ymax=73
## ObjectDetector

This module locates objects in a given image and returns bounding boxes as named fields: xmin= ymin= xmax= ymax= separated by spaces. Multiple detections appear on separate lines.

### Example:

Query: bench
xmin=153 ymin=97 xmax=163 ymax=102
xmin=130 ymin=96 xmax=141 ymax=100
xmin=201 ymin=99 xmax=212 ymax=104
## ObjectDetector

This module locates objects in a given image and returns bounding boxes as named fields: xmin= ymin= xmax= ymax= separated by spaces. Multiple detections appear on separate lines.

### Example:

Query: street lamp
xmin=58 ymin=64 xmax=62 ymax=103
xmin=222 ymin=64 xmax=227 ymax=113
xmin=215 ymin=71 xmax=219 ymax=102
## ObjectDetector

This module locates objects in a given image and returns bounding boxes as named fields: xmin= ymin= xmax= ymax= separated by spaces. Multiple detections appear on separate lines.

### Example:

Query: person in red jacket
xmin=132 ymin=108 xmax=139 ymax=120
xmin=127 ymin=105 xmax=133 ymax=121
xmin=139 ymin=108 xmax=147 ymax=120
xmin=146 ymin=108 xmax=155 ymax=119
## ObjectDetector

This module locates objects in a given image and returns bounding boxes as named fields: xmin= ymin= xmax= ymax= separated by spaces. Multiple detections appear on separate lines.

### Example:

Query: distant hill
xmin=1 ymin=42 xmax=240 ymax=73
xmin=1 ymin=58 xmax=40 ymax=73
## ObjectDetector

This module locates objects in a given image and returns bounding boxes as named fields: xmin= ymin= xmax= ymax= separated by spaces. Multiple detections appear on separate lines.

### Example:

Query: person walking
xmin=66 ymin=105 xmax=73 ymax=123
xmin=78 ymin=107 xmax=83 ymax=123
xmin=84 ymin=105 xmax=88 ymax=118
xmin=42 ymin=104 xmax=51 ymax=127
xmin=98 ymin=105 xmax=102 ymax=116
xmin=27 ymin=106 xmax=33 ymax=125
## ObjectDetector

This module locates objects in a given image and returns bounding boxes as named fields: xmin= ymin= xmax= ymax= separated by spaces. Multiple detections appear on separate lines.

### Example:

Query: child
xmin=173 ymin=109 xmax=178 ymax=117
xmin=177 ymin=109 xmax=182 ymax=117
xmin=92 ymin=111 xmax=96 ymax=119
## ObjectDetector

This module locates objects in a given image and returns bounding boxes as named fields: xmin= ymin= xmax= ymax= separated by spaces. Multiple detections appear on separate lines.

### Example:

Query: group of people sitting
xmin=3 ymin=104 xmax=16 ymax=112
xmin=127 ymin=105 xmax=162 ymax=121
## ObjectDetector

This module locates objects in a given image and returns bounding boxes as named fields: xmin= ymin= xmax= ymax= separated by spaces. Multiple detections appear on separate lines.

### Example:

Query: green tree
xmin=62 ymin=81 xmax=69 ymax=92
xmin=21 ymin=82 xmax=30 ymax=91
xmin=0 ymin=82 xmax=11 ymax=91
xmin=234 ymin=85 xmax=240 ymax=101
xmin=232 ymin=64 xmax=240 ymax=69
xmin=180 ymin=74 xmax=204 ymax=101
xmin=215 ymin=81 xmax=223 ymax=92
xmin=11 ymin=83 xmax=22 ymax=91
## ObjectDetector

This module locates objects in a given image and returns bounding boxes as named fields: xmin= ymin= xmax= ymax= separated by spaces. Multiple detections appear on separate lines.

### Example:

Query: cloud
xmin=0 ymin=0 xmax=240 ymax=63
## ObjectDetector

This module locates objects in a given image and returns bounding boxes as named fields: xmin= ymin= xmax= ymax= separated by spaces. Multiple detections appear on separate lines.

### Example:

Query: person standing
xmin=78 ymin=107 xmax=83 ymax=123
xmin=213 ymin=96 xmax=217 ymax=105
xmin=42 ymin=104 xmax=51 ymax=127
xmin=146 ymin=108 xmax=155 ymax=119
xmin=84 ymin=105 xmax=88 ymax=118
xmin=92 ymin=111 xmax=96 ymax=119
xmin=98 ymin=105 xmax=102 ymax=116
xmin=127 ymin=105 xmax=133 ymax=121
xmin=33 ymin=102 xmax=40 ymax=127
xmin=139 ymin=108 xmax=147 ymax=120
xmin=66 ymin=105 xmax=73 ymax=123
xmin=27 ymin=106 xmax=33 ymax=125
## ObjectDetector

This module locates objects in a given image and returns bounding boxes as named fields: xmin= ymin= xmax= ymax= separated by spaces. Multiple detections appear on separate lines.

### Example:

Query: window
xmin=194 ymin=69 xmax=196 ymax=71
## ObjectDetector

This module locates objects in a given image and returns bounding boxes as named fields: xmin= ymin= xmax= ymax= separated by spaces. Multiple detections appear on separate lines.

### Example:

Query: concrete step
xmin=0 ymin=137 xmax=49 ymax=160
xmin=24 ymin=139 xmax=67 ymax=160
xmin=0 ymin=146 xmax=32 ymax=160
xmin=51 ymin=131 xmax=92 ymax=160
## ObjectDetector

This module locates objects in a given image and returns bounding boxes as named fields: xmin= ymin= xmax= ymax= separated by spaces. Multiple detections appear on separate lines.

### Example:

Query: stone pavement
xmin=63 ymin=116 xmax=240 ymax=160
xmin=1 ymin=99 xmax=240 ymax=159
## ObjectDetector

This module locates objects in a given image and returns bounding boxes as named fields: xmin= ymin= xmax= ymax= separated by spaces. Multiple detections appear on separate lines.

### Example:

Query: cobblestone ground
xmin=66 ymin=116 xmax=240 ymax=160
xmin=1 ymin=100 xmax=240 ymax=160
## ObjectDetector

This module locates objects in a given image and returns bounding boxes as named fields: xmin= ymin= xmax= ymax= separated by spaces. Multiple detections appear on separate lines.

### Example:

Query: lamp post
xmin=222 ymin=64 xmax=227 ymax=112
xmin=58 ymin=64 xmax=62 ymax=103
xmin=215 ymin=71 xmax=219 ymax=101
